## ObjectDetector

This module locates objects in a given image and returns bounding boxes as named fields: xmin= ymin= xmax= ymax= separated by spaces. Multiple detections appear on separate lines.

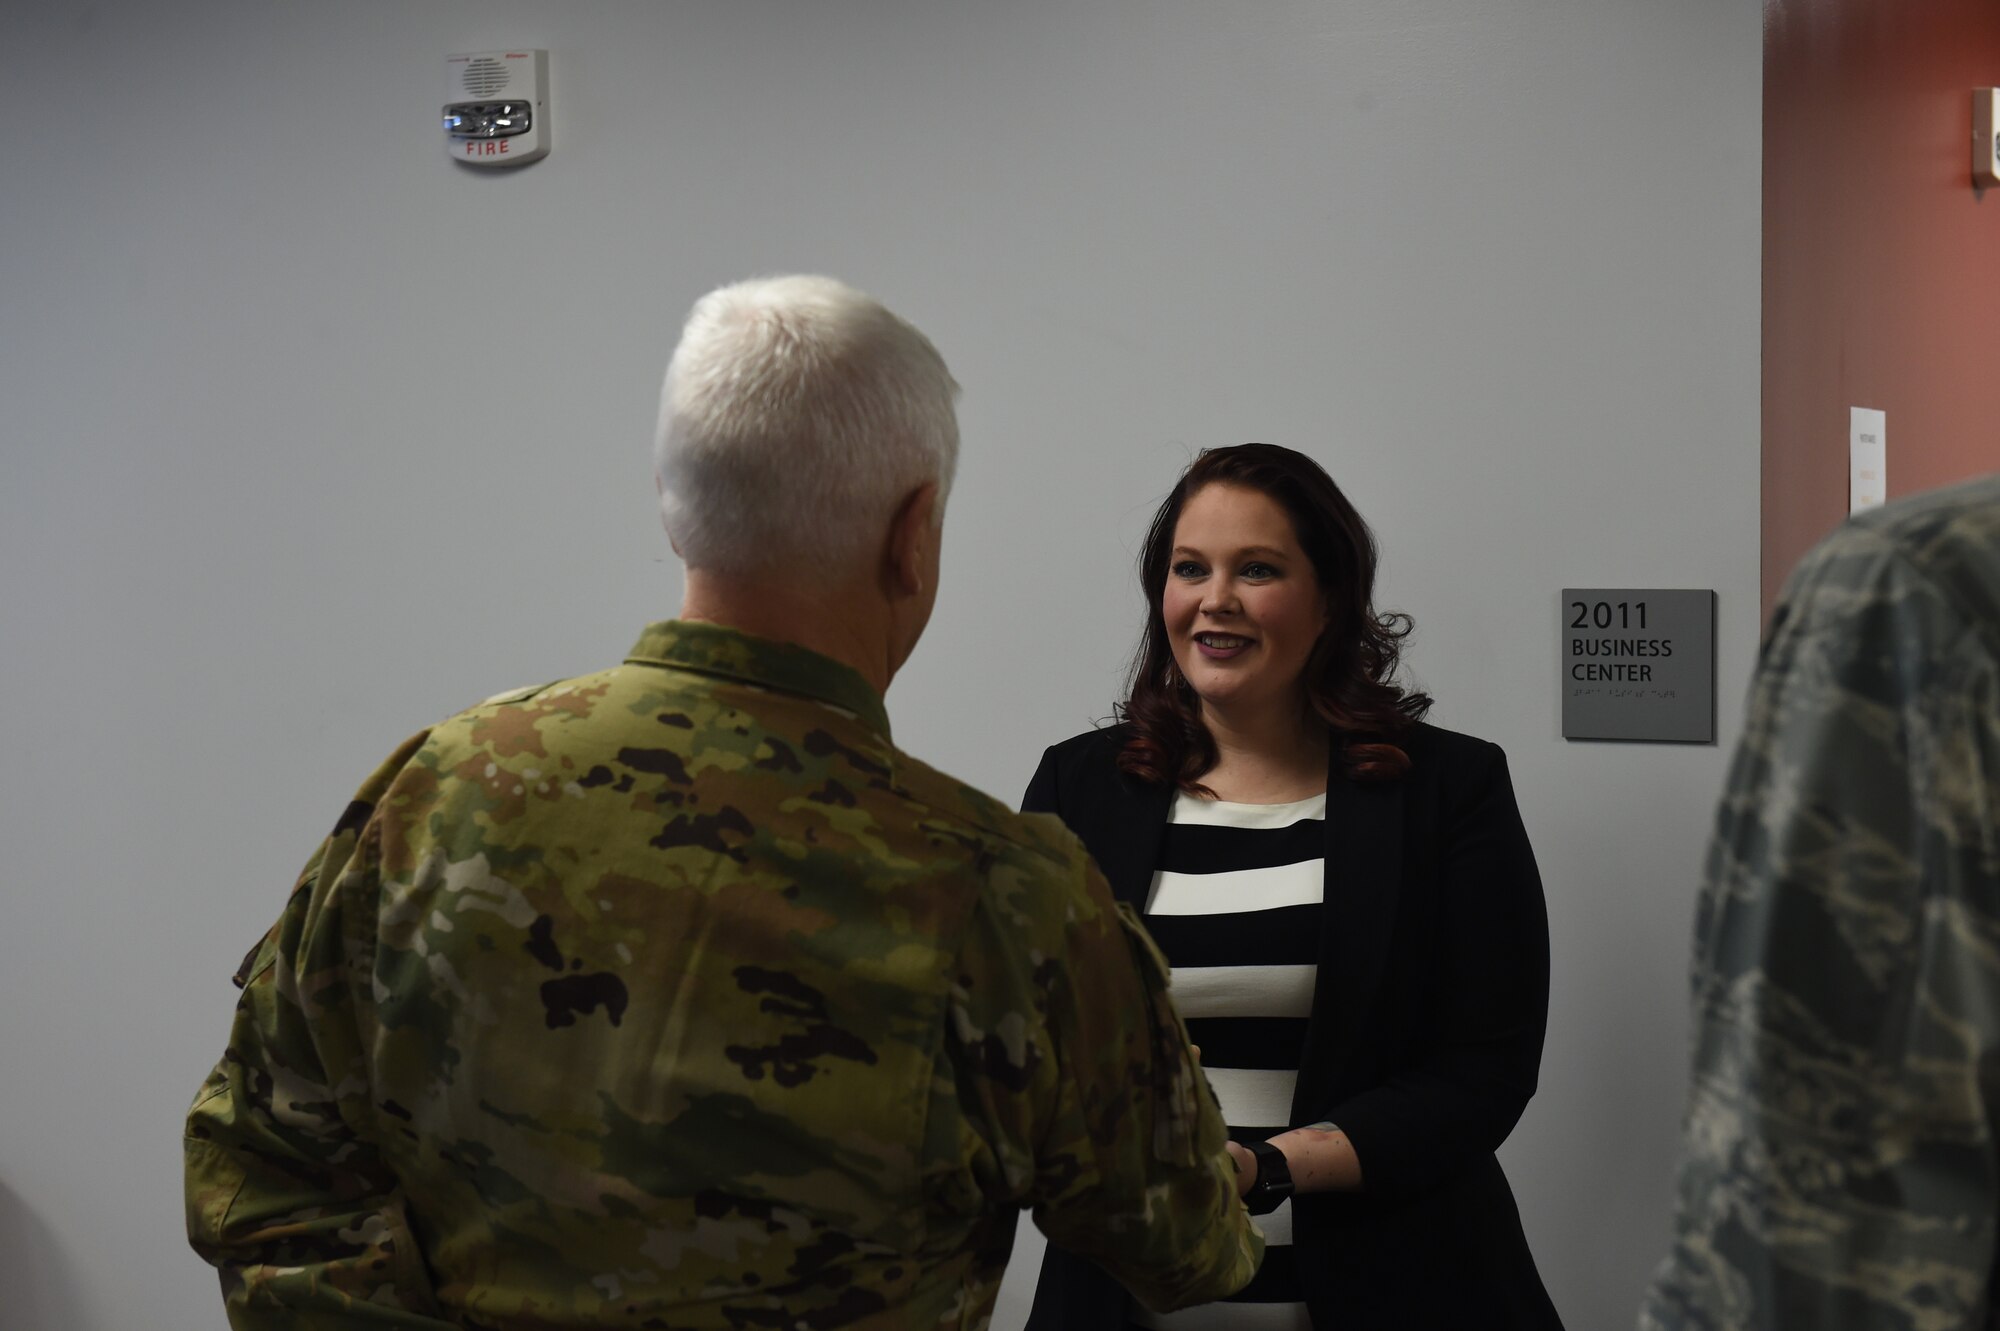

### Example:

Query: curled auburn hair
xmin=1117 ymin=443 xmax=1431 ymax=791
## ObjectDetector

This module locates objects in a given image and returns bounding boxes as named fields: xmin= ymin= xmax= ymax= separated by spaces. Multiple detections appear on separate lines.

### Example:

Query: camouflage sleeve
xmin=184 ymin=734 xmax=454 ymax=1329
xmin=947 ymin=835 xmax=1262 ymax=1314
xmin=1640 ymin=530 xmax=2000 ymax=1330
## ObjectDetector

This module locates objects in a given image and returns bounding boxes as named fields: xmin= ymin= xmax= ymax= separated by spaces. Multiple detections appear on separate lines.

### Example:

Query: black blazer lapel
xmin=1081 ymin=769 xmax=1173 ymax=911
xmin=1023 ymin=729 xmax=1173 ymax=913
xmin=1295 ymin=741 xmax=1404 ymax=1123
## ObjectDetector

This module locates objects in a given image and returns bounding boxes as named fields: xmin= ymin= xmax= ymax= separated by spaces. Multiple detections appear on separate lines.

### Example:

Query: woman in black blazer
xmin=1024 ymin=445 xmax=1561 ymax=1330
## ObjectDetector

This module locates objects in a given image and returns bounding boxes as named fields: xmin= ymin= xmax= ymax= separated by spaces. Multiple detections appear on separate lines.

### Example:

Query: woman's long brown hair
xmin=1117 ymin=444 xmax=1432 ymax=792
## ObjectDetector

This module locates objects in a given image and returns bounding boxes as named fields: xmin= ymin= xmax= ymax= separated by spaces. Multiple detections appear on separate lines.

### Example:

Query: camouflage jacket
xmin=1641 ymin=475 xmax=2000 ymax=1331
xmin=185 ymin=620 xmax=1260 ymax=1330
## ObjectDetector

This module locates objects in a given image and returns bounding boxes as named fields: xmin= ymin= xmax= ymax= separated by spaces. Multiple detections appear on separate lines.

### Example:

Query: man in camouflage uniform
xmin=1641 ymin=472 xmax=2000 ymax=1330
xmin=184 ymin=275 xmax=1261 ymax=1329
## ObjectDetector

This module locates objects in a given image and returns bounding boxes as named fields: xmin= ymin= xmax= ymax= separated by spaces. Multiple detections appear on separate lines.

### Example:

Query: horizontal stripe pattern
xmin=1171 ymin=964 xmax=1317 ymax=1019
xmin=1149 ymin=860 xmax=1324 ymax=915
xmin=1134 ymin=1303 xmax=1310 ymax=1331
xmin=1235 ymin=1245 xmax=1305 ymax=1303
xmin=1185 ymin=1016 xmax=1308 ymax=1072
xmin=1144 ymin=906 xmax=1321 ymax=969
xmin=1140 ymin=793 xmax=1324 ymax=1325
xmin=1167 ymin=792 xmax=1326 ymax=829
xmin=1249 ymin=1197 xmax=1294 ymax=1247
xmin=1201 ymin=1066 xmax=1298 ymax=1130
xmin=1130 ymin=1247 xmax=1309 ymax=1327
xmin=1153 ymin=818 xmax=1328 ymax=873
xmin=1133 ymin=1308 xmax=1311 ymax=1331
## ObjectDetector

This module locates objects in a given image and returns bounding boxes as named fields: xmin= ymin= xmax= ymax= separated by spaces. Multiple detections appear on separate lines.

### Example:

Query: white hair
xmin=654 ymin=275 xmax=960 ymax=576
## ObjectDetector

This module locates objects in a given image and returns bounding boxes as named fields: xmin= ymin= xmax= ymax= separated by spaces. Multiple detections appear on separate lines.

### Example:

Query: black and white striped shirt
xmin=1132 ymin=791 xmax=1325 ymax=1331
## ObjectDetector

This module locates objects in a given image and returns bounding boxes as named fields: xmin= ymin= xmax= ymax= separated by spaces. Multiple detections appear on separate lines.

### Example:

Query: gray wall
xmin=0 ymin=2 xmax=1760 ymax=1328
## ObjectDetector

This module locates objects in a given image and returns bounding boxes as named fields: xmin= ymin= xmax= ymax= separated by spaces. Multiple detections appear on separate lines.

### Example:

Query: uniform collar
xmin=625 ymin=620 xmax=892 ymax=741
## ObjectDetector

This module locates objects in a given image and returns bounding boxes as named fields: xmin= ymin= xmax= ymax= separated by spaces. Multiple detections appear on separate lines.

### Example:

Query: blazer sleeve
xmin=1320 ymin=742 xmax=1551 ymax=1197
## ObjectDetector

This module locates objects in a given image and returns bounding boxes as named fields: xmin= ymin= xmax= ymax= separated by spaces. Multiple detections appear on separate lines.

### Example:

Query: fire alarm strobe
xmin=1977 ymin=89 xmax=2000 ymax=189
xmin=445 ymin=50 xmax=549 ymax=166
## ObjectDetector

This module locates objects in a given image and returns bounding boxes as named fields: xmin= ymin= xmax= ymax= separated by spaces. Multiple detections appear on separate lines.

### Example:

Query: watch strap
xmin=1243 ymin=1139 xmax=1294 ymax=1215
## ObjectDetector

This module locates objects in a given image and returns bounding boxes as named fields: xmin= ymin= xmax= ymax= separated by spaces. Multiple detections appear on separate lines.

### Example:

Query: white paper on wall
xmin=1850 ymin=407 xmax=1886 ymax=514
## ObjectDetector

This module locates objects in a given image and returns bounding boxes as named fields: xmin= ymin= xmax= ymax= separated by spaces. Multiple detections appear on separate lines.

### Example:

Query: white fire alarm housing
xmin=445 ymin=50 xmax=549 ymax=167
xmin=1976 ymin=89 xmax=2000 ymax=188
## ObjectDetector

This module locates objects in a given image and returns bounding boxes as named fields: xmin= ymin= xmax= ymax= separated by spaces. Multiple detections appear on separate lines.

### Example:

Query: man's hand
xmin=1223 ymin=1140 xmax=1256 ymax=1198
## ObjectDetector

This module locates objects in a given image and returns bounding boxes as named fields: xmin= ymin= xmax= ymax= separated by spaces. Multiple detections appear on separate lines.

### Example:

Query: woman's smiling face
xmin=1162 ymin=482 xmax=1330 ymax=717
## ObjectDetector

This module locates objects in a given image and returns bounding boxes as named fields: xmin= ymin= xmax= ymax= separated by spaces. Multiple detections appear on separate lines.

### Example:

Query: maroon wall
xmin=1764 ymin=0 xmax=2000 ymax=613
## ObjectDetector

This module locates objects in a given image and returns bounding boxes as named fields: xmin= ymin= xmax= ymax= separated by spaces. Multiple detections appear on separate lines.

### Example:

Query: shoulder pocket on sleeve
xmin=1114 ymin=902 xmax=1208 ymax=1169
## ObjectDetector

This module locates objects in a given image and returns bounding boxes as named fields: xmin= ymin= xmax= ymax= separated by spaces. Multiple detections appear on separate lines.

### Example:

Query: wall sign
xmin=1561 ymin=589 xmax=1716 ymax=743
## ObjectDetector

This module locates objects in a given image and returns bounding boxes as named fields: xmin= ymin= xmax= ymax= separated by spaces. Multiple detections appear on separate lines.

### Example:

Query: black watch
xmin=1243 ymin=1139 xmax=1294 ymax=1215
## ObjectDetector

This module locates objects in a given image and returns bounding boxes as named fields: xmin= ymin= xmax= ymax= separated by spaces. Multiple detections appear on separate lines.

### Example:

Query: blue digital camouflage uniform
xmin=184 ymin=620 xmax=1261 ymax=1330
xmin=1641 ymin=474 xmax=2000 ymax=1331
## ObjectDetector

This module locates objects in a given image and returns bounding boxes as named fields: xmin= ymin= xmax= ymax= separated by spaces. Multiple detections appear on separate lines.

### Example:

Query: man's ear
xmin=885 ymin=482 xmax=939 ymax=598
